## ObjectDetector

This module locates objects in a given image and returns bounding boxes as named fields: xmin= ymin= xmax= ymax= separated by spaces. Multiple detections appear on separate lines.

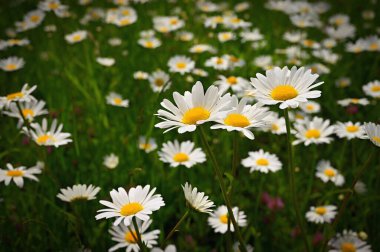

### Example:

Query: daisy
xmin=106 ymin=92 xmax=129 ymax=107
xmin=299 ymin=101 xmax=321 ymax=114
xmin=148 ymin=70 xmax=171 ymax=93
xmin=366 ymin=35 xmax=380 ymax=52
xmin=138 ymin=38 xmax=161 ymax=49
xmin=305 ymin=205 xmax=337 ymax=224
xmin=264 ymin=112 xmax=286 ymax=135
xmin=224 ymin=16 xmax=251 ymax=29
xmin=240 ymin=28 xmax=263 ymax=42
xmin=293 ymin=117 xmax=335 ymax=146
xmin=362 ymin=80 xmax=380 ymax=98
xmin=0 ymin=56 xmax=25 ymax=72
xmin=138 ymin=136 xmax=157 ymax=153
xmin=328 ymin=230 xmax=372 ymax=252
xmin=205 ymin=56 xmax=230 ymax=70
xmin=214 ymin=75 xmax=249 ymax=93
xmin=155 ymin=81 xmax=232 ymax=133
xmin=192 ymin=68 xmax=209 ymax=77
xmin=109 ymin=219 xmax=160 ymax=252
xmin=335 ymin=122 xmax=367 ymax=140
xmin=24 ymin=118 xmax=72 ymax=147
xmin=2 ymin=100 xmax=48 ymax=127
xmin=133 ymin=71 xmax=149 ymax=80
xmin=95 ymin=185 xmax=165 ymax=226
xmin=6 ymin=38 xmax=30 ymax=47
xmin=177 ymin=31 xmax=194 ymax=41
xmin=218 ymin=32 xmax=236 ymax=42
xmin=335 ymin=78 xmax=351 ymax=88
xmin=337 ymin=98 xmax=369 ymax=107
xmin=210 ymin=97 xmax=271 ymax=140
xmin=250 ymin=66 xmax=323 ymax=109
xmin=38 ymin=0 xmax=68 ymax=17
xmin=241 ymin=149 xmax=282 ymax=173
xmin=103 ymin=153 xmax=119 ymax=169
xmin=167 ymin=56 xmax=195 ymax=75
xmin=182 ymin=182 xmax=214 ymax=213
xmin=57 ymin=184 xmax=100 ymax=202
xmin=208 ymin=205 xmax=247 ymax=233
xmin=0 ymin=163 xmax=41 ymax=188
xmin=364 ymin=122 xmax=380 ymax=147
xmin=96 ymin=57 xmax=115 ymax=67
xmin=158 ymin=140 xmax=206 ymax=168
xmin=151 ymin=245 xmax=176 ymax=252
xmin=24 ymin=10 xmax=46 ymax=28
xmin=65 ymin=30 xmax=87 ymax=44
xmin=189 ymin=44 xmax=216 ymax=54
xmin=316 ymin=160 xmax=345 ymax=186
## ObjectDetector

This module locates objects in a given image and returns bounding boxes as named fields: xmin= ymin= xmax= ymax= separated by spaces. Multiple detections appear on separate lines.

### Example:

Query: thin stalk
xmin=283 ymin=108 xmax=311 ymax=252
xmin=163 ymin=209 xmax=189 ymax=244
xmin=199 ymin=127 xmax=247 ymax=252
xmin=131 ymin=217 xmax=146 ymax=251
xmin=321 ymin=147 xmax=375 ymax=252
xmin=15 ymin=101 xmax=32 ymax=131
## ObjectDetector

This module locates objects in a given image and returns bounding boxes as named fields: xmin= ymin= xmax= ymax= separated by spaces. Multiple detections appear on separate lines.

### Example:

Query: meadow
xmin=0 ymin=0 xmax=380 ymax=251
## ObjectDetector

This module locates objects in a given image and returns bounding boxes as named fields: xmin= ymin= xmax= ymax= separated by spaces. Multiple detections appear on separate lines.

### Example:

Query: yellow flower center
xmin=5 ymin=64 xmax=18 ymax=71
xmin=351 ymin=98 xmax=359 ymax=104
xmin=369 ymin=43 xmax=379 ymax=50
xmin=256 ymin=158 xmax=269 ymax=166
xmin=229 ymin=56 xmax=239 ymax=63
xmin=306 ymin=104 xmax=314 ymax=111
xmin=305 ymin=129 xmax=321 ymax=139
xmin=216 ymin=58 xmax=224 ymax=65
xmin=173 ymin=152 xmax=189 ymax=163
xmin=122 ymin=10 xmax=130 ymax=15
xmin=113 ymin=97 xmax=122 ymax=105
xmin=154 ymin=78 xmax=164 ymax=86
xmin=48 ymin=2 xmax=59 ymax=9
xmin=22 ymin=109 xmax=34 ymax=117
xmin=315 ymin=207 xmax=327 ymax=215
xmin=227 ymin=76 xmax=237 ymax=85
xmin=37 ymin=134 xmax=53 ymax=144
xmin=221 ymin=33 xmax=231 ymax=40
xmin=231 ymin=17 xmax=241 ymax=23
xmin=145 ymin=41 xmax=154 ymax=48
xmin=346 ymin=125 xmax=359 ymax=133
xmin=124 ymin=231 xmax=138 ymax=243
xmin=219 ymin=214 xmax=228 ymax=224
xmin=271 ymin=124 xmax=279 ymax=131
xmin=324 ymin=168 xmax=336 ymax=177
xmin=371 ymin=85 xmax=380 ymax=92
xmin=304 ymin=39 xmax=314 ymax=47
xmin=72 ymin=34 xmax=82 ymax=42
xmin=372 ymin=136 xmax=380 ymax=144
xmin=30 ymin=15 xmax=41 ymax=23
xmin=6 ymin=170 xmax=24 ymax=177
xmin=140 ymin=143 xmax=151 ymax=150
xmin=176 ymin=62 xmax=187 ymax=69
xmin=119 ymin=18 xmax=131 ymax=26
xmin=224 ymin=113 xmax=250 ymax=128
xmin=120 ymin=202 xmax=143 ymax=216
xmin=182 ymin=107 xmax=210 ymax=125
xmin=270 ymin=85 xmax=298 ymax=101
xmin=6 ymin=92 xmax=24 ymax=101
xmin=170 ymin=19 xmax=178 ymax=25
xmin=340 ymin=242 xmax=356 ymax=252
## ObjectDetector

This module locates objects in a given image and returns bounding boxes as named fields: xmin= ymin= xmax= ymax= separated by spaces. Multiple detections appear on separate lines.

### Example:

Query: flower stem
xmin=131 ymin=217 xmax=146 ymax=251
xmin=164 ymin=209 xmax=189 ymax=243
xmin=200 ymin=127 xmax=247 ymax=252
xmin=283 ymin=108 xmax=311 ymax=252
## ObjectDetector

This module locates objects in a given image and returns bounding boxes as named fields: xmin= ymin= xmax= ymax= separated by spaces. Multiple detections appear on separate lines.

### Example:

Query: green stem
xmin=131 ymin=217 xmax=146 ymax=251
xmin=199 ymin=127 xmax=247 ymax=252
xmin=164 ymin=209 xmax=189 ymax=244
xmin=283 ymin=108 xmax=311 ymax=252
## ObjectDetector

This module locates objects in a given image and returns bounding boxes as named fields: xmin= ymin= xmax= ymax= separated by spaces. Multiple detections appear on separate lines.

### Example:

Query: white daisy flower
xmin=0 ymin=84 xmax=37 ymax=108
xmin=158 ymin=140 xmax=206 ymax=168
xmin=182 ymin=182 xmax=214 ymax=213
xmin=133 ymin=71 xmax=149 ymax=80
xmin=364 ymin=122 xmax=380 ymax=147
xmin=109 ymin=219 xmax=160 ymax=252
xmin=241 ymin=149 xmax=282 ymax=173
xmin=208 ymin=205 xmax=247 ymax=233
xmin=151 ymin=245 xmax=176 ymax=252
xmin=138 ymin=38 xmax=161 ymax=49
xmin=335 ymin=122 xmax=367 ymax=140
xmin=337 ymin=98 xmax=370 ymax=107
xmin=103 ymin=153 xmax=119 ymax=169
xmin=167 ymin=55 xmax=195 ymax=75
xmin=0 ymin=163 xmax=41 ymax=188
xmin=65 ymin=30 xmax=87 ymax=44
xmin=155 ymin=81 xmax=232 ymax=133
xmin=38 ymin=0 xmax=68 ymax=17
xmin=316 ymin=160 xmax=345 ymax=186
xmin=299 ymin=101 xmax=321 ymax=114
xmin=96 ymin=185 xmax=165 ymax=226
xmin=57 ymin=184 xmax=100 ymax=202
xmin=106 ymin=92 xmax=129 ymax=107
xmin=96 ymin=57 xmax=115 ymax=67
xmin=177 ymin=31 xmax=194 ymax=41
xmin=205 ymin=56 xmax=230 ymax=70
xmin=240 ymin=28 xmax=263 ymax=42
xmin=2 ymin=100 xmax=48 ymax=127
xmin=336 ymin=77 xmax=351 ymax=88
xmin=148 ymin=70 xmax=171 ymax=93
xmin=250 ymin=66 xmax=323 ymax=109
xmin=23 ymin=118 xmax=72 ymax=147
xmin=305 ymin=205 xmax=337 ymax=224
xmin=362 ymin=80 xmax=380 ymax=98
xmin=328 ymin=230 xmax=372 ymax=252
xmin=210 ymin=97 xmax=271 ymax=140
xmin=218 ymin=31 xmax=236 ymax=42
xmin=138 ymin=136 xmax=157 ymax=153
xmin=214 ymin=75 xmax=249 ymax=93
xmin=263 ymin=112 xmax=286 ymax=135
xmin=293 ymin=117 xmax=335 ymax=146
xmin=0 ymin=56 xmax=25 ymax=72
xmin=189 ymin=44 xmax=216 ymax=54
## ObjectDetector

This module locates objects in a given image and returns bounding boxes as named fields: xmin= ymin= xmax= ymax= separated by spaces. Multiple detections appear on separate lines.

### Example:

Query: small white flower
xmin=335 ymin=122 xmax=367 ymax=140
xmin=208 ymin=205 xmax=247 ymax=233
xmin=106 ymin=92 xmax=129 ymax=107
xmin=96 ymin=57 xmax=115 ymax=67
xmin=182 ymin=182 xmax=214 ymax=213
xmin=241 ymin=149 xmax=282 ymax=173
xmin=0 ymin=163 xmax=42 ymax=188
xmin=306 ymin=205 xmax=337 ymax=224
xmin=103 ymin=153 xmax=119 ymax=169
xmin=57 ymin=184 xmax=100 ymax=202
xmin=316 ymin=160 xmax=345 ymax=186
